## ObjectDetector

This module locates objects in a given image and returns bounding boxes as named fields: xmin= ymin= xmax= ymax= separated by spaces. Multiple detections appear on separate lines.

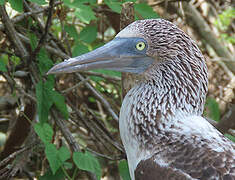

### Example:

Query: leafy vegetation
xmin=0 ymin=0 xmax=160 ymax=179
xmin=0 ymin=0 xmax=234 ymax=179
xmin=214 ymin=7 xmax=235 ymax=44
xmin=204 ymin=97 xmax=220 ymax=122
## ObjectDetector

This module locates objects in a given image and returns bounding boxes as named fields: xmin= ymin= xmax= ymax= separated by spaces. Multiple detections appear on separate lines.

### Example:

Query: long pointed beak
xmin=47 ymin=37 xmax=154 ymax=75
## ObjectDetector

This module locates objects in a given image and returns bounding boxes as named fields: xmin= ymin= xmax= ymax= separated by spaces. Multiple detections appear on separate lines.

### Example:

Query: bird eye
xmin=136 ymin=42 xmax=146 ymax=51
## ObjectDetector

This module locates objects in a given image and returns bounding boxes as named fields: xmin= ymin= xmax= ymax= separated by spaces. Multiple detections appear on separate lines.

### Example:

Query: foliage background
xmin=0 ymin=0 xmax=234 ymax=179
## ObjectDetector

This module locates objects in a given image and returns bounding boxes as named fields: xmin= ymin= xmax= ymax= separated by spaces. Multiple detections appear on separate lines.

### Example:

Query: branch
xmin=67 ymin=102 xmax=116 ymax=153
xmin=51 ymin=108 xmax=81 ymax=152
xmin=0 ymin=96 xmax=17 ymax=111
xmin=0 ymin=5 xmax=29 ymax=60
xmin=181 ymin=2 xmax=235 ymax=73
xmin=62 ymin=77 xmax=90 ymax=94
xmin=0 ymin=102 xmax=36 ymax=159
xmin=149 ymin=0 xmax=189 ymax=7
xmin=31 ymin=0 xmax=55 ymax=59
xmin=218 ymin=76 xmax=235 ymax=113
xmin=50 ymin=109 xmax=97 ymax=180
xmin=85 ymin=105 xmax=124 ymax=152
xmin=0 ymin=1 xmax=62 ymax=31
xmin=0 ymin=142 xmax=37 ymax=170
xmin=206 ymin=116 xmax=235 ymax=136
xmin=76 ymin=73 xmax=119 ymax=122
xmin=17 ymin=32 xmax=69 ymax=59
xmin=216 ymin=103 xmax=235 ymax=134
xmin=23 ymin=0 xmax=45 ymax=29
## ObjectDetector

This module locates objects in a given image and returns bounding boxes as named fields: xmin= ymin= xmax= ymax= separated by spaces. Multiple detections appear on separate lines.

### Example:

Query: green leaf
xmin=79 ymin=26 xmax=97 ymax=43
xmin=58 ymin=146 xmax=71 ymax=163
xmin=104 ymin=0 xmax=121 ymax=13
xmin=0 ymin=0 xmax=5 ymax=5
xmin=72 ymin=42 xmax=89 ymax=57
xmin=215 ymin=8 xmax=235 ymax=31
xmin=63 ymin=0 xmax=81 ymax=8
xmin=123 ymin=0 xmax=137 ymax=2
xmin=205 ymin=98 xmax=220 ymax=122
xmin=36 ymin=80 xmax=54 ymax=123
xmin=119 ymin=160 xmax=131 ymax=180
xmin=75 ymin=0 xmax=96 ymax=4
xmin=134 ymin=3 xmax=159 ymax=19
xmin=0 ymin=60 xmax=7 ymax=72
xmin=64 ymin=162 xmax=73 ymax=169
xmin=38 ymin=48 xmax=53 ymax=75
xmin=34 ymin=123 xmax=53 ymax=144
xmin=45 ymin=144 xmax=71 ymax=175
xmin=88 ymin=97 xmax=96 ymax=103
xmin=29 ymin=33 xmax=38 ymax=51
xmin=89 ymin=76 xmax=103 ymax=82
xmin=28 ymin=0 xmax=47 ymax=5
xmin=64 ymin=25 xmax=79 ymax=39
xmin=51 ymin=91 xmax=69 ymax=120
xmin=11 ymin=56 xmax=20 ymax=66
xmin=74 ymin=5 xmax=96 ymax=24
xmin=63 ymin=0 xmax=96 ymax=8
xmin=92 ymin=69 xmax=121 ymax=77
xmin=39 ymin=168 xmax=65 ymax=180
xmin=9 ymin=0 xmax=23 ymax=12
xmin=45 ymin=144 xmax=61 ymax=174
xmin=73 ymin=151 xmax=101 ymax=179
xmin=62 ymin=0 xmax=96 ymax=23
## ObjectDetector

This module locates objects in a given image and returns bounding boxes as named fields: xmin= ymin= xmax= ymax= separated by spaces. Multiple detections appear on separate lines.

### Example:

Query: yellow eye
xmin=136 ymin=42 xmax=146 ymax=51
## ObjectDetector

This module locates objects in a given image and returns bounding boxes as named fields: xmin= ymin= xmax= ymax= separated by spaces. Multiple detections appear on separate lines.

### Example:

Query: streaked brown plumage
xmin=48 ymin=19 xmax=235 ymax=180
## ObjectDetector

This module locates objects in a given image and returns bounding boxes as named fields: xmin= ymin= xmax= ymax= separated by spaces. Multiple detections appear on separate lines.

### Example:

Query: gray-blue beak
xmin=47 ymin=37 xmax=154 ymax=75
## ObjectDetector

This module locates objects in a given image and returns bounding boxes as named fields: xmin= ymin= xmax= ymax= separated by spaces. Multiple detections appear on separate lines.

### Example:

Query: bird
xmin=48 ymin=19 xmax=235 ymax=180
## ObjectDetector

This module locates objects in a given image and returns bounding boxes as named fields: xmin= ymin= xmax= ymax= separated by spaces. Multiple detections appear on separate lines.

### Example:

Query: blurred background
xmin=0 ymin=0 xmax=234 ymax=179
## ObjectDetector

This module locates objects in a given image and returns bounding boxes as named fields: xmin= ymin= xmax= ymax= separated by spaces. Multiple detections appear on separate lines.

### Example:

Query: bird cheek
xmin=146 ymin=49 xmax=154 ymax=57
xmin=146 ymin=50 xmax=158 ymax=61
xmin=142 ymin=61 xmax=157 ymax=78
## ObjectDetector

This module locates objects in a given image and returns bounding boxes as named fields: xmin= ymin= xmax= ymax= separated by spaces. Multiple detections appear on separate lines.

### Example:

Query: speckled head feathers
xmin=117 ymin=19 xmax=204 ymax=60
xmin=118 ymin=19 xmax=208 ymax=114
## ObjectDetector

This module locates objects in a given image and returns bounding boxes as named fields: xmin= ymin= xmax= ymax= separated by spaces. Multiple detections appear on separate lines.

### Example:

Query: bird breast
xmin=119 ymin=81 xmax=235 ymax=180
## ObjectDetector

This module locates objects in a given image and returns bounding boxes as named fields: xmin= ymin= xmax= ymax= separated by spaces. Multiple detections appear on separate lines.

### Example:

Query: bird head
xmin=47 ymin=19 xmax=207 ymax=90
xmin=47 ymin=19 xmax=172 ymax=75
xmin=47 ymin=18 xmax=208 ymax=116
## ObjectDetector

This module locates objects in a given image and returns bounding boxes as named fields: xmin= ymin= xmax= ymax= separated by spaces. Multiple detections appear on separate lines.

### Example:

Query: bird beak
xmin=47 ymin=37 xmax=154 ymax=75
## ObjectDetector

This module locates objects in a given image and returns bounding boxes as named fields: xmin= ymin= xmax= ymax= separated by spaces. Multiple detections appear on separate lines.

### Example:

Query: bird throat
xmin=120 ymin=60 xmax=207 ymax=150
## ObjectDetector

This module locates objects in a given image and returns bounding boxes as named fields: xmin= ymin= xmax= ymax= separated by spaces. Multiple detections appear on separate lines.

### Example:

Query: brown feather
xmin=118 ymin=19 xmax=235 ymax=180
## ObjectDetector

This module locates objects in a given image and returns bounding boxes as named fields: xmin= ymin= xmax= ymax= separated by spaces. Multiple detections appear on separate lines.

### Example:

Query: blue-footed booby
xmin=48 ymin=19 xmax=235 ymax=180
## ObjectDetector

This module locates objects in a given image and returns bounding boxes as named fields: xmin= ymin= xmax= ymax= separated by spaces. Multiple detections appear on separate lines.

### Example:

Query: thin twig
xmin=76 ymin=73 xmax=119 ymax=122
xmin=23 ymin=0 xmax=45 ymax=29
xmin=0 ymin=5 xmax=29 ymax=60
xmin=0 ymin=142 xmax=37 ymax=168
xmin=149 ymin=0 xmax=189 ymax=7
xmin=51 ymin=108 xmax=80 ymax=152
xmin=86 ymin=147 xmax=124 ymax=161
xmin=62 ymin=77 xmax=90 ymax=94
xmin=31 ymin=0 xmax=55 ymax=59
xmin=2 ymin=1 xmax=62 ymax=30
xmin=67 ymin=100 xmax=114 ymax=154
xmin=51 ymin=109 xmax=97 ymax=180
xmin=86 ymin=106 xmax=124 ymax=152
xmin=17 ymin=32 xmax=69 ymax=59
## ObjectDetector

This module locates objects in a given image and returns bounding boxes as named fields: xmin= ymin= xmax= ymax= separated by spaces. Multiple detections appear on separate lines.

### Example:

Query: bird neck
xmin=120 ymin=57 xmax=208 ymax=152
xmin=143 ymin=58 xmax=208 ymax=117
